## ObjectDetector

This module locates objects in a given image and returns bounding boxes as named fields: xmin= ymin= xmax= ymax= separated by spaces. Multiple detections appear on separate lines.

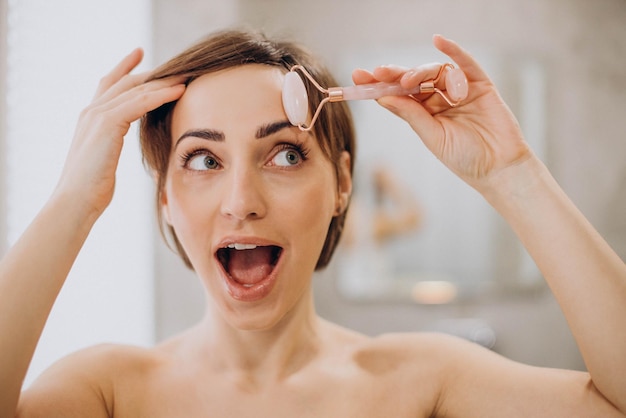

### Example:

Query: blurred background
xmin=1 ymin=0 xmax=624 ymax=386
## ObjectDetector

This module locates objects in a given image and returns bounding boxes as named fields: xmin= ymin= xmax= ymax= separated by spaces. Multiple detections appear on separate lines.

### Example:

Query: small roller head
xmin=282 ymin=71 xmax=309 ymax=126
xmin=445 ymin=68 xmax=469 ymax=103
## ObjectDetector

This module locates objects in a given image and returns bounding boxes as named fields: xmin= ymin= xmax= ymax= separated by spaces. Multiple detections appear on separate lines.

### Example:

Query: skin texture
xmin=162 ymin=66 xmax=350 ymax=332
xmin=1 ymin=36 xmax=625 ymax=417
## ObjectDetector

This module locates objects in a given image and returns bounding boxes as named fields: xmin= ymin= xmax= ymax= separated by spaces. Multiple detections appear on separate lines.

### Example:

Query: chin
xmin=216 ymin=282 xmax=311 ymax=333
xmin=221 ymin=301 xmax=291 ymax=332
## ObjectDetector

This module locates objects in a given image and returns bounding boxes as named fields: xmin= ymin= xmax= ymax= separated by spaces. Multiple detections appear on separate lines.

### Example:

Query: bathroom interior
xmin=1 ymin=0 xmax=625 ymax=385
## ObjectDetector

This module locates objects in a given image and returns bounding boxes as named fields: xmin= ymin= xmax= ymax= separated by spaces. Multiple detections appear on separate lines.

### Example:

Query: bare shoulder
xmin=348 ymin=331 xmax=473 ymax=388
xmin=347 ymin=331 xmax=624 ymax=417
xmin=17 ymin=343 xmax=166 ymax=418
xmin=350 ymin=330 xmax=464 ymax=370
xmin=333 ymin=331 xmax=459 ymax=415
xmin=356 ymin=331 xmax=624 ymax=417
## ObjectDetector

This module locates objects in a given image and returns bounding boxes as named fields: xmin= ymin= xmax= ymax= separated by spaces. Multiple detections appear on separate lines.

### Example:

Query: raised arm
xmin=0 ymin=49 xmax=185 ymax=417
xmin=353 ymin=35 xmax=626 ymax=415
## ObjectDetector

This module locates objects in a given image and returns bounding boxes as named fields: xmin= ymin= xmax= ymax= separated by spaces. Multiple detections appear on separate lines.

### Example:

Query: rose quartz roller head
xmin=282 ymin=63 xmax=469 ymax=131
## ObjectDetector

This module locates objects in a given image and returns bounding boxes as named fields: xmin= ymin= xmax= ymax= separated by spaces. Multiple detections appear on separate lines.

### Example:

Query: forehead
xmin=171 ymin=65 xmax=287 ymax=136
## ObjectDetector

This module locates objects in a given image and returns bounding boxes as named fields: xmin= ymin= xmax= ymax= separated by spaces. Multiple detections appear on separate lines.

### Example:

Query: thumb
xmin=377 ymin=95 xmax=443 ymax=151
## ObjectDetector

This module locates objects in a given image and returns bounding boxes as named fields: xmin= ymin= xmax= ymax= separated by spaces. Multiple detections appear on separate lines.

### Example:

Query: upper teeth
xmin=227 ymin=243 xmax=257 ymax=250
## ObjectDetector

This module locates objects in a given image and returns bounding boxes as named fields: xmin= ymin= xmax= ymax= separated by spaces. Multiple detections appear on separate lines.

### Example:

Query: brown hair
xmin=140 ymin=29 xmax=355 ymax=270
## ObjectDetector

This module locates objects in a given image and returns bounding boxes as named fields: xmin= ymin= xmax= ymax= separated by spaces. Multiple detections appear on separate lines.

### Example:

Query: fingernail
xmin=402 ymin=69 xmax=417 ymax=83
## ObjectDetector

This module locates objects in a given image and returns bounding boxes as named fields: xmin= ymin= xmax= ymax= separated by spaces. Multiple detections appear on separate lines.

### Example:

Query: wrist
xmin=48 ymin=187 xmax=104 ymax=233
xmin=478 ymin=153 xmax=554 ymax=214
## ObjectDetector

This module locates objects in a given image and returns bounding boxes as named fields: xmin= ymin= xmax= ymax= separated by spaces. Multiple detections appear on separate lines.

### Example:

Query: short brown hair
xmin=140 ymin=29 xmax=355 ymax=271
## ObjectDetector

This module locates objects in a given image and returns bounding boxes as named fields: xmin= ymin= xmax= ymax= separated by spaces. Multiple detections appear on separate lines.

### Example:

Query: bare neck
xmin=194 ymin=287 xmax=324 ymax=382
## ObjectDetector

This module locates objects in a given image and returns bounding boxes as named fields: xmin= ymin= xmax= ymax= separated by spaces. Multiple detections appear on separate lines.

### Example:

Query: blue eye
xmin=185 ymin=152 xmax=219 ymax=171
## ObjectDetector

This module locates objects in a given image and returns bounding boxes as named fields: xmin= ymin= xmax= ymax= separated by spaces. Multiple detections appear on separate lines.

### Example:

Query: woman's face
xmin=163 ymin=65 xmax=350 ymax=330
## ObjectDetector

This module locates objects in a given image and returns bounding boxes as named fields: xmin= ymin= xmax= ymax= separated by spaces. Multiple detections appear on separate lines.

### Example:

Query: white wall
xmin=0 ymin=0 xmax=8 ymax=256
xmin=5 ymin=0 xmax=155 ymax=386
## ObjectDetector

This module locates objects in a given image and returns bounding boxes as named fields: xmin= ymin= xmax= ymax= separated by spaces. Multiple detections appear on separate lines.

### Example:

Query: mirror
xmin=334 ymin=47 xmax=548 ymax=303
xmin=149 ymin=1 xmax=625 ymax=368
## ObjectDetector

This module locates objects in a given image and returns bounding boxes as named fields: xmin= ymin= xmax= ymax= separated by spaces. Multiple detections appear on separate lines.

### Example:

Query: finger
xmin=352 ymin=66 xmax=409 ymax=85
xmin=353 ymin=63 xmax=450 ymax=106
xmin=93 ymin=72 xmax=187 ymax=110
xmin=353 ymin=62 xmax=442 ymax=85
xmin=93 ymin=48 xmax=144 ymax=99
xmin=89 ymin=75 xmax=186 ymax=115
xmin=94 ymin=81 xmax=186 ymax=130
xmin=352 ymin=68 xmax=377 ymax=85
xmin=373 ymin=63 xmax=441 ymax=85
xmin=377 ymin=95 xmax=443 ymax=155
xmin=372 ymin=63 xmax=454 ymax=109
xmin=92 ymin=71 xmax=150 ymax=106
xmin=433 ymin=35 xmax=490 ymax=83
xmin=371 ymin=62 xmax=452 ymax=110
xmin=398 ymin=62 xmax=449 ymax=90
xmin=371 ymin=64 xmax=411 ymax=82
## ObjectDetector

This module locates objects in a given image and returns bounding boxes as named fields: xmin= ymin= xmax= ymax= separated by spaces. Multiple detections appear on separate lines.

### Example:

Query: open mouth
xmin=216 ymin=244 xmax=282 ymax=288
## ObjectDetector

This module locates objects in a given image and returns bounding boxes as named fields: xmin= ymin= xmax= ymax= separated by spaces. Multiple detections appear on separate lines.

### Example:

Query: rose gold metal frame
xmin=289 ymin=63 xmax=461 ymax=132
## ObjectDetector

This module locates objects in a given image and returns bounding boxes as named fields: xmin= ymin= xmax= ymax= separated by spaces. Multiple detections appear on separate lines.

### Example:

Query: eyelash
xmin=177 ymin=141 xmax=310 ymax=170
xmin=178 ymin=148 xmax=219 ymax=170
xmin=274 ymin=142 xmax=310 ymax=165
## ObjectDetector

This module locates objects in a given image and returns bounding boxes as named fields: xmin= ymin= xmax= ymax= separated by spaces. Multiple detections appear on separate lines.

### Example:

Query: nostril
xmin=220 ymin=184 xmax=266 ymax=221
xmin=221 ymin=205 xmax=261 ymax=221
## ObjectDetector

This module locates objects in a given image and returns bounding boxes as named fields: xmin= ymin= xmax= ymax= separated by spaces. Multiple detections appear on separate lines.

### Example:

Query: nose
xmin=220 ymin=167 xmax=267 ymax=222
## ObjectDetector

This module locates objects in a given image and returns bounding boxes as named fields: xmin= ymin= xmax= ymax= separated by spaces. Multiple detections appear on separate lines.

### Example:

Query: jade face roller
xmin=282 ymin=63 xmax=469 ymax=131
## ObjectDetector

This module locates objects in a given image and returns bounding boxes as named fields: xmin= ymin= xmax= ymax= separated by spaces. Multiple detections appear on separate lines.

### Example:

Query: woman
xmin=1 ymin=29 xmax=624 ymax=417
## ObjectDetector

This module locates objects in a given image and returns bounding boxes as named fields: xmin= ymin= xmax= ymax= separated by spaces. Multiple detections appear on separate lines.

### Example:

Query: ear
xmin=334 ymin=151 xmax=352 ymax=216
xmin=160 ymin=188 xmax=172 ymax=226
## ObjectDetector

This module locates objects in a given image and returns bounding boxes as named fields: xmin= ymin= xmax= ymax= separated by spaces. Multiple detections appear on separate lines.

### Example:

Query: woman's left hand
xmin=352 ymin=35 xmax=532 ymax=193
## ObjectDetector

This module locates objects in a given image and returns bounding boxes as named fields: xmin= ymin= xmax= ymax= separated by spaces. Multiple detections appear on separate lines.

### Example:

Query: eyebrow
xmin=175 ymin=120 xmax=295 ymax=148
xmin=175 ymin=129 xmax=224 ymax=147
xmin=255 ymin=120 xmax=294 ymax=139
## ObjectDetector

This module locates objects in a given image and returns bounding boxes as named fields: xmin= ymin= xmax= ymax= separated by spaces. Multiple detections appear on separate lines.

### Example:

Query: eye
xmin=269 ymin=144 xmax=308 ymax=167
xmin=273 ymin=149 xmax=301 ymax=166
xmin=184 ymin=151 xmax=220 ymax=171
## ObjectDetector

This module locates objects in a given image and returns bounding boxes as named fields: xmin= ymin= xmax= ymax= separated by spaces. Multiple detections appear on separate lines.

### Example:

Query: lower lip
xmin=219 ymin=255 xmax=281 ymax=302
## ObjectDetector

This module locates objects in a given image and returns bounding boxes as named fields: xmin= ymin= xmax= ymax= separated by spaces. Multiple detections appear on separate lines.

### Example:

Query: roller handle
xmin=338 ymin=67 xmax=468 ymax=104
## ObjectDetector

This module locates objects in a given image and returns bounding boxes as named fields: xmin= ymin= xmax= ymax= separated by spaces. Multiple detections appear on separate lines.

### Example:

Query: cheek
xmin=164 ymin=180 xmax=215 ymax=255
xmin=277 ymin=174 xmax=338 ymax=252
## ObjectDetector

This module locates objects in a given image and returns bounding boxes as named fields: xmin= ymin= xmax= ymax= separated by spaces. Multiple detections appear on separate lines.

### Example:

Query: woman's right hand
xmin=54 ymin=48 xmax=185 ymax=220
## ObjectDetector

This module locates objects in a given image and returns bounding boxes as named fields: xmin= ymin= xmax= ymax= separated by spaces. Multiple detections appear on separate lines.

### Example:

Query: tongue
xmin=228 ymin=247 xmax=274 ymax=285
